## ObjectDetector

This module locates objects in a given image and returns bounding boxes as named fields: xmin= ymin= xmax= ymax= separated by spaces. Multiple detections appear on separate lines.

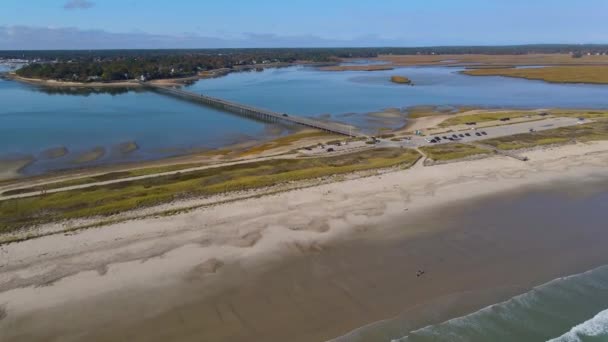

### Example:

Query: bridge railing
xmin=143 ymin=83 xmax=363 ymax=137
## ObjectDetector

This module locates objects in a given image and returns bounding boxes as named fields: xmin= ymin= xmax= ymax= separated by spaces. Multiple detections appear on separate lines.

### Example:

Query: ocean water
xmin=336 ymin=182 xmax=608 ymax=342
xmin=395 ymin=265 xmax=608 ymax=342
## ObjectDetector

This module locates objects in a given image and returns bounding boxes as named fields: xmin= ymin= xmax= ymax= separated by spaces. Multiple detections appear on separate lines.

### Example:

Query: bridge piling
xmin=141 ymin=83 xmax=363 ymax=138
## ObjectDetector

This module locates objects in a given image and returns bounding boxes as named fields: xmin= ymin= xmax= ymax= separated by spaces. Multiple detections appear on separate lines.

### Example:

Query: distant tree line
xmin=6 ymin=44 xmax=608 ymax=82
xmin=13 ymin=49 xmax=351 ymax=82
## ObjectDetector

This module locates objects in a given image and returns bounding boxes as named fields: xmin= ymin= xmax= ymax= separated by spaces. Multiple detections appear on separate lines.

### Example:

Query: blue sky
xmin=0 ymin=0 xmax=607 ymax=49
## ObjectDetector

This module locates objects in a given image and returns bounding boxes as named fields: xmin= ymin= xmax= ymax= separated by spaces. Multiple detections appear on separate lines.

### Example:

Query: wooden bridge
xmin=143 ymin=83 xmax=363 ymax=137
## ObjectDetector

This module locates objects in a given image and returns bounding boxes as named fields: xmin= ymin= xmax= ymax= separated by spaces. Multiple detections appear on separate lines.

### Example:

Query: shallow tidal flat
xmin=40 ymin=146 xmax=68 ymax=159
xmin=113 ymin=141 xmax=139 ymax=155
xmin=0 ymin=158 xmax=33 ymax=181
xmin=71 ymin=147 xmax=106 ymax=164
xmin=318 ymin=64 xmax=395 ymax=71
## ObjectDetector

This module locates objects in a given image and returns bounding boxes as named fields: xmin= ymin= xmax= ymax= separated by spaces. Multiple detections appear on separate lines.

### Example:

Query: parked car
xmin=465 ymin=133 xmax=471 ymax=137
xmin=481 ymin=131 xmax=488 ymax=135
xmin=327 ymin=148 xmax=335 ymax=152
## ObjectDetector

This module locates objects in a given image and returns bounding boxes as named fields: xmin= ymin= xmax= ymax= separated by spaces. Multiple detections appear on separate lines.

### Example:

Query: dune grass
xmin=440 ymin=110 xmax=608 ymax=128
xmin=462 ymin=66 xmax=608 ymax=84
xmin=239 ymin=131 xmax=335 ymax=157
xmin=406 ymin=105 xmax=478 ymax=119
xmin=420 ymin=143 xmax=492 ymax=161
xmin=2 ymin=162 xmax=211 ymax=196
xmin=548 ymin=110 xmax=608 ymax=120
xmin=482 ymin=121 xmax=608 ymax=150
xmin=0 ymin=148 xmax=420 ymax=233
xmin=439 ymin=111 xmax=540 ymax=127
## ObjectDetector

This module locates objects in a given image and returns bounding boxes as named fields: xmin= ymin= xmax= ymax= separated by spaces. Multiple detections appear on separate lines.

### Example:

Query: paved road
xmin=0 ymin=155 xmax=292 ymax=201
xmin=0 ymin=117 xmax=583 ymax=201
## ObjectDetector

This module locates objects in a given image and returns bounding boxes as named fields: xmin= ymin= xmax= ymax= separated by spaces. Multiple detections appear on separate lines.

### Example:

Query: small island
xmin=390 ymin=75 xmax=413 ymax=85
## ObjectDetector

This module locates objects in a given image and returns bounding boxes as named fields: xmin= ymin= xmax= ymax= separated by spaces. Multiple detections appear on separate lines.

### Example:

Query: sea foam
xmin=394 ymin=265 xmax=608 ymax=342
xmin=546 ymin=308 xmax=608 ymax=342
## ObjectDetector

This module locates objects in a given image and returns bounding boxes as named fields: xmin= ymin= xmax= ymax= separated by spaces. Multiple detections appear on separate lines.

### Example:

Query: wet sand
xmin=1 ymin=142 xmax=608 ymax=341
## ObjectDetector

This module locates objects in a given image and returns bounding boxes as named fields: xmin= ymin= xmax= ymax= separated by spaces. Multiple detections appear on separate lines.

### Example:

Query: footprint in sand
xmin=185 ymin=258 xmax=224 ymax=281
xmin=227 ymin=231 xmax=262 ymax=248
xmin=289 ymin=218 xmax=331 ymax=233
xmin=0 ymin=305 xmax=7 ymax=321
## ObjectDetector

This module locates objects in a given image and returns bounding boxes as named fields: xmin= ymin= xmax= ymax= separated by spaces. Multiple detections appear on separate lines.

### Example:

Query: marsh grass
xmin=406 ymin=105 xmax=478 ymax=119
xmin=238 ymin=131 xmax=335 ymax=157
xmin=439 ymin=110 xmax=608 ymax=128
xmin=439 ymin=111 xmax=540 ymax=127
xmin=463 ymin=66 xmax=608 ymax=84
xmin=0 ymin=148 xmax=420 ymax=233
xmin=420 ymin=143 xmax=492 ymax=161
xmin=390 ymin=76 xmax=411 ymax=84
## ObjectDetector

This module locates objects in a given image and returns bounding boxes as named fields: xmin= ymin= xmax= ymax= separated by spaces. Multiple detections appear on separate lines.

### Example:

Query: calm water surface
xmin=0 ymin=67 xmax=276 ymax=175
xmin=2 ymin=64 xmax=608 ymax=174
xmin=187 ymin=65 xmax=608 ymax=124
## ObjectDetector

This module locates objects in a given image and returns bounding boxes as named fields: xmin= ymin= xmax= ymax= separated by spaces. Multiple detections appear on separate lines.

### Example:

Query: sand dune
xmin=1 ymin=141 xmax=608 ymax=341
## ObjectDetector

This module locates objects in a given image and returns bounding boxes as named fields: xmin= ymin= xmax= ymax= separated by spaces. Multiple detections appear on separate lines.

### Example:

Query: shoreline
xmin=4 ymin=61 xmax=302 ymax=89
xmin=1 ymin=141 xmax=608 ymax=341
xmin=5 ymin=73 xmax=143 ymax=88
xmin=0 ymin=158 xmax=34 ymax=181
xmin=7 ymin=54 xmax=608 ymax=89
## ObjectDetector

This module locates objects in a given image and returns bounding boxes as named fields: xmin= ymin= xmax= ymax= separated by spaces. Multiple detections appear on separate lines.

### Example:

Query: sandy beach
xmin=7 ymin=74 xmax=143 ymax=88
xmin=1 ymin=141 xmax=608 ymax=341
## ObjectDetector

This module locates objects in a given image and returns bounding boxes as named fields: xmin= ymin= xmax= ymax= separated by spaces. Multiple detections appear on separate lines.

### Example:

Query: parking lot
xmin=400 ymin=117 xmax=584 ymax=147
xmin=298 ymin=117 xmax=585 ymax=155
